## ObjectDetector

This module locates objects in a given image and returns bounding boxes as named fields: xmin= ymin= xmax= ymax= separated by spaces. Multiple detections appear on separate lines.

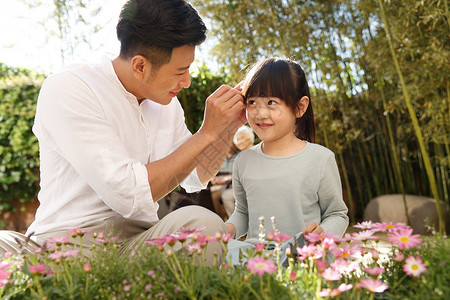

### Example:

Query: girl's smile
xmin=246 ymin=96 xmax=298 ymax=149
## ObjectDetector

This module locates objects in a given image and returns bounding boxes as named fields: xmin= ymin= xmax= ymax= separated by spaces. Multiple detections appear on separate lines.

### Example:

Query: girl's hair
xmin=242 ymin=57 xmax=315 ymax=142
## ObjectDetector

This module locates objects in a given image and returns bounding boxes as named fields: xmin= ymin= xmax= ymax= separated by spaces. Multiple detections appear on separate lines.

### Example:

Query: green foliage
xmin=0 ymin=63 xmax=44 ymax=213
xmin=178 ymin=64 xmax=232 ymax=132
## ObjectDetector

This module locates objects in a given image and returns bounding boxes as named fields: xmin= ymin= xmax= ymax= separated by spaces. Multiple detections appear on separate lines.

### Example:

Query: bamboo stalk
xmin=376 ymin=0 xmax=446 ymax=234
xmin=377 ymin=74 xmax=410 ymax=225
xmin=350 ymin=144 xmax=365 ymax=212
xmin=357 ymin=143 xmax=373 ymax=201
xmin=338 ymin=151 xmax=355 ymax=225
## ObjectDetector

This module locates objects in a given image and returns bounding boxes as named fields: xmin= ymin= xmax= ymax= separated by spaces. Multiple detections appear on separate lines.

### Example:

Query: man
xmin=23 ymin=0 xmax=245 ymax=265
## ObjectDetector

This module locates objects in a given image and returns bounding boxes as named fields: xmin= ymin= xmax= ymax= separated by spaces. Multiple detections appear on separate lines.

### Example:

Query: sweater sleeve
xmin=225 ymin=154 xmax=249 ymax=239
xmin=318 ymin=153 xmax=349 ymax=237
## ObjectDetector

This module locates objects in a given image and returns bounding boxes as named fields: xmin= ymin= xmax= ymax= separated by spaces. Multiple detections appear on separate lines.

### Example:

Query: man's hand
xmin=199 ymin=85 xmax=245 ymax=140
xmin=302 ymin=222 xmax=324 ymax=235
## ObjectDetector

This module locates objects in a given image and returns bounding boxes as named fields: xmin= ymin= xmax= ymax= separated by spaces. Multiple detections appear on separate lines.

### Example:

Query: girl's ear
xmin=296 ymin=96 xmax=309 ymax=118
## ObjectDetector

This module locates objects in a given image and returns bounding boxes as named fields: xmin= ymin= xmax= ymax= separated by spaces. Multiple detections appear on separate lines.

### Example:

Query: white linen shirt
xmin=26 ymin=57 xmax=205 ymax=236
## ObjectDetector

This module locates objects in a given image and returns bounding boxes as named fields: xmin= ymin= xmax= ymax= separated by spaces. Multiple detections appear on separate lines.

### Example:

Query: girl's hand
xmin=302 ymin=222 xmax=324 ymax=235
xmin=225 ymin=223 xmax=236 ymax=239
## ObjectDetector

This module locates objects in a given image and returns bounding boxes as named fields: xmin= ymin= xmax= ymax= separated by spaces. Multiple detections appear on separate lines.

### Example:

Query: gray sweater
xmin=226 ymin=142 xmax=349 ymax=240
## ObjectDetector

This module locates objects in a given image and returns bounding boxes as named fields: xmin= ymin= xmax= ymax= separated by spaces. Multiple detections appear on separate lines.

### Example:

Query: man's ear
xmin=296 ymin=96 xmax=310 ymax=118
xmin=131 ymin=55 xmax=150 ymax=79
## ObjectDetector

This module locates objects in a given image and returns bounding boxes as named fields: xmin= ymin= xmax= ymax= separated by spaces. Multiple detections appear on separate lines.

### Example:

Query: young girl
xmin=225 ymin=58 xmax=349 ymax=244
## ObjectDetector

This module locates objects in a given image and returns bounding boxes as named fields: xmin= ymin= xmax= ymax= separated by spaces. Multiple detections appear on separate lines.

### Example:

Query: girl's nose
xmin=254 ymin=105 xmax=270 ymax=119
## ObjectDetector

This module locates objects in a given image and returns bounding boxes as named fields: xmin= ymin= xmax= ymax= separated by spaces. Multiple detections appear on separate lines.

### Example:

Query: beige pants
xmin=2 ymin=206 xmax=226 ymax=266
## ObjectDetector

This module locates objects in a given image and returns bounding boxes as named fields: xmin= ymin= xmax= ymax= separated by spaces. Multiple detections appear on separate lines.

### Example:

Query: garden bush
xmin=0 ymin=64 xmax=44 ymax=218
xmin=1 ymin=219 xmax=448 ymax=299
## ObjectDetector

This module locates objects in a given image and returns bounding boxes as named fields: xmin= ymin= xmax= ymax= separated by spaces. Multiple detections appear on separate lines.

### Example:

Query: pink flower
xmin=4 ymin=252 xmax=12 ymax=258
xmin=289 ymin=270 xmax=297 ymax=282
xmin=395 ymin=252 xmax=405 ymax=262
xmin=317 ymin=288 xmax=332 ymax=297
xmin=95 ymin=236 xmax=117 ymax=245
xmin=305 ymin=232 xmax=339 ymax=244
xmin=315 ymin=260 xmax=327 ymax=272
xmin=388 ymin=228 xmax=422 ymax=250
xmin=365 ymin=266 xmax=386 ymax=276
xmin=185 ymin=243 xmax=201 ymax=255
xmin=321 ymin=237 xmax=336 ymax=250
xmin=331 ymin=260 xmax=359 ymax=275
xmin=147 ymin=270 xmax=156 ymax=279
xmin=320 ymin=283 xmax=354 ymax=297
xmin=176 ymin=233 xmax=188 ymax=243
xmin=196 ymin=235 xmax=208 ymax=248
xmin=68 ymin=227 xmax=94 ymax=237
xmin=297 ymin=244 xmax=317 ymax=260
xmin=29 ymin=264 xmax=52 ymax=275
xmin=371 ymin=249 xmax=380 ymax=261
xmin=353 ymin=221 xmax=374 ymax=230
xmin=270 ymin=232 xmax=291 ymax=244
xmin=48 ymin=252 xmax=63 ymax=261
xmin=146 ymin=237 xmax=166 ymax=251
xmin=351 ymin=230 xmax=379 ymax=242
xmin=48 ymin=236 xmax=69 ymax=245
xmin=0 ymin=263 xmax=12 ymax=287
xmin=164 ymin=234 xmax=178 ymax=247
xmin=62 ymin=249 xmax=80 ymax=257
xmin=321 ymin=268 xmax=342 ymax=281
xmin=207 ymin=236 xmax=218 ymax=242
xmin=254 ymin=242 xmax=266 ymax=254
xmin=358 ymin=278 xmax=389 ymax=293
xmin=372 ymin=222 xmax=408 ymax=233
xmin=331 ymin=244 xmax=360 ymax=260
xmin=336 ymin=283 xmax=353 ymax=293
xmin=0 ymin=262 xmax=11 ymax=271
xmin=246 ymin=256 xmax=277 ymax=276
xmin=403 ymin=256 xmax=427 ymax=277
xmin=0 ymin=271 xmax=11 ymax=287
xmin=221 ymin=233 xmax=232 ymax=243
xmin=177 ymin=227 xmax=206 ymax=236
xmin=83 ymin=263 xmax=90 ymax=273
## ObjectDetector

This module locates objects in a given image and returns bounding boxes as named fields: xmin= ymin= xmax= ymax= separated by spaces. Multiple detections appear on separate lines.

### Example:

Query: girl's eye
xmin=268 ymin=100 xmax=277 ymax=105
xmin=248 ymin=100 xmax=256 ymax=105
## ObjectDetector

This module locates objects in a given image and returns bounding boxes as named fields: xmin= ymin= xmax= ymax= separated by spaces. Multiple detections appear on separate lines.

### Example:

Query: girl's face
xmin=246 ymin=96 xmax=299 ymax=144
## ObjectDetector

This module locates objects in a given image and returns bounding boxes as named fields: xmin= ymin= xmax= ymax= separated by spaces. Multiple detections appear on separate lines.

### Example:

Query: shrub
xmin=0 ymin=64 xmax=44 ymax=215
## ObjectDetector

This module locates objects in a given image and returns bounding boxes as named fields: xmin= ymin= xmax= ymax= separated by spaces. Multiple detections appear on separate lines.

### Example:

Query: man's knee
xmin=177 ymin=205 xmax=226 ymax=234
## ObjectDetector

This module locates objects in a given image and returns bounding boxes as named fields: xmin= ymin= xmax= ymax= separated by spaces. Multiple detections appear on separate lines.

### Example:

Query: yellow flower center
xmin=400 ymin=237 xmax=409 ymax=243
xmin=412 ymin=265 xmax=418 ymax=270
xmin=341 ymin=253 xmax=350 ymax=258
xmin=385 ymin=225 xmax=394 ymax=229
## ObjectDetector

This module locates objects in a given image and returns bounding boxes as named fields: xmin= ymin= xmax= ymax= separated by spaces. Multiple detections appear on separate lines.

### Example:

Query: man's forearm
xmin=196 ymin=126 xmax=237 ymax=184
xmin=145 ymin=131 xmax=216 ymax=202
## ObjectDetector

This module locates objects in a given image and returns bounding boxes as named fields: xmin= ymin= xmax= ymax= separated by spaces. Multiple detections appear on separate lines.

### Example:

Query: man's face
xmin=143 ymin=45 xmax=195 ymax=105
